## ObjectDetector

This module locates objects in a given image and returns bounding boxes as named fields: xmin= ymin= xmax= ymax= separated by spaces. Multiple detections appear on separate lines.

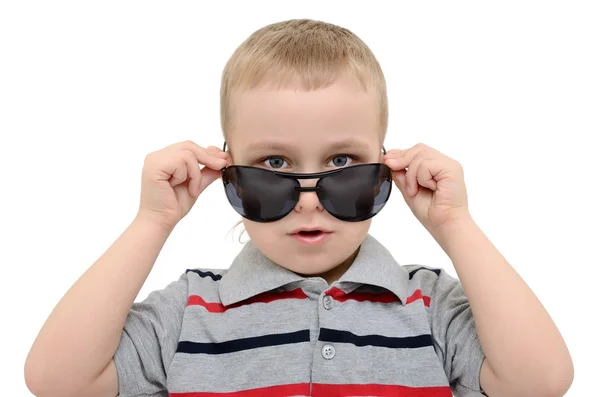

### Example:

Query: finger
xmin=182 ymin=150 xmax=202 ymax=196
xmin=405 ymin=155 xmax=427 ymax=196
xmin=212 ymin=144 xmax=234 ymax=166
xmin=392 ymin=169 xmax=410 ymax=199
xmin=383 ymin=147 xmax=419 ymax=171
xmin=225 ymin=151 xmax=234 ymax=167
xmin=180 ymin=141 xmax=228 ymax=170
xmin=384 ymin=148 xmax=410 ymax=157
xmin=206 ymin=145 xmax=228 ymax=159
xmin=197 ymin=166 xmax=222 ymax=195
xmin=416 ymin=159 xmax=438 ymax=192
xmin=167 ymin=156 xmax=188 ymax=187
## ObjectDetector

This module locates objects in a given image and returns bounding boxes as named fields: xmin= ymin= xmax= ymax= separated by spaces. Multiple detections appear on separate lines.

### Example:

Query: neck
xmin=304 ymin=247 xmax=360 ymax=285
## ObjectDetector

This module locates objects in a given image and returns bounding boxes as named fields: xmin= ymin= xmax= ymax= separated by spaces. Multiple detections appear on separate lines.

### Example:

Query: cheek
xmin=242 ymin=219 xmax=278 ymax=241
xmin=345 ymin=219 xmax=372 ymax=240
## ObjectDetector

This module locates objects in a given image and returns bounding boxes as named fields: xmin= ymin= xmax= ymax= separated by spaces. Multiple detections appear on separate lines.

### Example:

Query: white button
xmin=322 ymin=344 xmax=336 ymax=360
xmin=323 ymin=295 xmax=333 ymax=310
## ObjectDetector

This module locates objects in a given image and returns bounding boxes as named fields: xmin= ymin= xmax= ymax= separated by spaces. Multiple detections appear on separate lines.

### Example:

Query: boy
xmin=25 ymin=19 xmax=573 ymax=397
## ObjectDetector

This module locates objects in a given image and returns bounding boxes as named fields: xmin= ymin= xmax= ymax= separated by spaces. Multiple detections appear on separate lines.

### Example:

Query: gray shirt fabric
xmin=114 ymin=234 xmax=486 ymax=397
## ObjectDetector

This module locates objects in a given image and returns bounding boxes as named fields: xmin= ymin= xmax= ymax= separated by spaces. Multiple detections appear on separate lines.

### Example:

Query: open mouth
xmin=297 ymin=230 xmax=324 ymax=236
xmin=290 ymin=229 xmax=332 ymax=245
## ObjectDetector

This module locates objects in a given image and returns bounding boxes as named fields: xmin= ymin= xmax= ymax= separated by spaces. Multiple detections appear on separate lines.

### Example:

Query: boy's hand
xmin=383 ymin=143 xmax=470 ymax=234
xmin=136 ymin=140 xmax=229 ymax=231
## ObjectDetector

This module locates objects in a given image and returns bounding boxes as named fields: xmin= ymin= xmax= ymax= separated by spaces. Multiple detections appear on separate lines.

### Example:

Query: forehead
xmin=228 ymin=74 xmax=380 ymax=156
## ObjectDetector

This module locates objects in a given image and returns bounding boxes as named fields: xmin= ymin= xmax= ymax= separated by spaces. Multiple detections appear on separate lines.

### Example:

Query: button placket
xmin=319 ymin=291 xmax=336 ymax=362
xmin=323 ymin=295 xmax=333 ymax=310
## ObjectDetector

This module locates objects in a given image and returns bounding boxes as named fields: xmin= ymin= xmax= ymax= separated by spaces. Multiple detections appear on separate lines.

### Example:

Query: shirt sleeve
xmin=113 ymin=272 xmax=189 ymax=397
xmin=428 ymin=268 xmax=487 ymax=397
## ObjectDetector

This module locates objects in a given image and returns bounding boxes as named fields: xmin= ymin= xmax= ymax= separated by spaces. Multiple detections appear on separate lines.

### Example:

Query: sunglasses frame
xmin=220 ymin=141 xmax=391 ymax=222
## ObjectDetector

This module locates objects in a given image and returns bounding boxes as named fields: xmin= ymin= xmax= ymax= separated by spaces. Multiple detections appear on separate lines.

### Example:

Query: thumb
xmin=392 ymin=169 xmax=410 ymax=198
xmin=196 ymin=167 xmax=222 ymax=196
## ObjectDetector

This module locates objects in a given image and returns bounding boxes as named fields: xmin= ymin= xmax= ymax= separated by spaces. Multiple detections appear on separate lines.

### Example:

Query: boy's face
xmin=228 ymin=73 xmax=382 ymax=283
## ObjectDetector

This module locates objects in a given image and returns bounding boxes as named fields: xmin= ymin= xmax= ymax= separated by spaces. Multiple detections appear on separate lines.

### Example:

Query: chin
xmin=279 ymin=249 xmax=346 ymax=276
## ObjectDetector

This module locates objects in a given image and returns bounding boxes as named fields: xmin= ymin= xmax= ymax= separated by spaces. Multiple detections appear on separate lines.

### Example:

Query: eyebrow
xmin=245 ymin=139 xmax=372 ymax=153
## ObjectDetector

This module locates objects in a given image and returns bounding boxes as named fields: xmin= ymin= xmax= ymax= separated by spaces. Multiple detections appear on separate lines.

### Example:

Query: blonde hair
xmin=220 ymin=18 xmax=388 ymax=141
xmin=220 ymin=19 xmax=389 ymax=243
xmin=226 ymin=219 xmax=248 ymax=245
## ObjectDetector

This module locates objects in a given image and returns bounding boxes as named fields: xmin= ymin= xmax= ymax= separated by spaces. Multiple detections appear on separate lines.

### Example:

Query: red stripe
xmin=170 ymin=383 xmax=310 ymax=397
xmin=170 ymin=383 xmax=451 ymax=397
xmin=312 ymin=383 xmax=452 ymax=397
xmin=406 ymin=289 xmax=431 ymax=307
xmin=187 ymin=288 xmax=308 ymax=313
xmin=327 ymin=287 xmax=430 ymax=307
xmin=186 ymin=295 xmax=227 ymax=312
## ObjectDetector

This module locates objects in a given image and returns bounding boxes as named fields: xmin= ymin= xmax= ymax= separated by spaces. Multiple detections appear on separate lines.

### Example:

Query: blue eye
xmin=263 ymin=157 xmax=289 ymax=169
xmin=328 ymin=155 xmax=353 ymax=167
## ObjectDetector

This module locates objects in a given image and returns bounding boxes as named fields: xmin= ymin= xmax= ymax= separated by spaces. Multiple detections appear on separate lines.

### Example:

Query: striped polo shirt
xmin=114 ymin=234 xmax=486 ymax=397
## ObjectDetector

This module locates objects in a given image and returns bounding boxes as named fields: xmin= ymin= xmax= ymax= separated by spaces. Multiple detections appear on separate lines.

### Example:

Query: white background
xmin=1 ymin=1 xmax=598 ymax=395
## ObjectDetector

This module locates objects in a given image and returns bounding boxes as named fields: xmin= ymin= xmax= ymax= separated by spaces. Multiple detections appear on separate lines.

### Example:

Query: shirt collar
xmin=219 ymin=233 xmax=409 ymax=306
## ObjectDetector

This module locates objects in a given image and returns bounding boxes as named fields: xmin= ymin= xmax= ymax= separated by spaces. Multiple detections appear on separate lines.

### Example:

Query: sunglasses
xmin=220 ymin=142 xmax=392 ymax=223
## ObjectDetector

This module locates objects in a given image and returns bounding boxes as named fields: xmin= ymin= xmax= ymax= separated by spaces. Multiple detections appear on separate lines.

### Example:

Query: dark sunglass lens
xmin=223 ymin=167 xmax=298 ymax=222
xmin=318 ymin=164 xmax=391 ymax=221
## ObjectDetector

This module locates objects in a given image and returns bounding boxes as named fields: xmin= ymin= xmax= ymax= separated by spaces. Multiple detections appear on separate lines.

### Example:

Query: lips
xmin=288 ymin=227 xmax=333 ymax=245
xmin=289 ymin=226 xmax=332 ymax=235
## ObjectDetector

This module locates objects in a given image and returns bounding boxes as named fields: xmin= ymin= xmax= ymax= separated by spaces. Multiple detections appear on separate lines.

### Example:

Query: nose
xmin=294 ymin=179 xmax=324 ymax=213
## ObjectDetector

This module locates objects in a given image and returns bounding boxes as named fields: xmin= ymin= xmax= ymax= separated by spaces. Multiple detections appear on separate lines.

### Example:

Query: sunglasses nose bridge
xmin=297 ymin=176 xmax=319 ymax=188
xmin=294 ymin=186 xmax=321 ymax=193
xmin=294 ymin=186 xmax=324 ymax=214
xmin=296 ymin=178 xmax=319 ymax=192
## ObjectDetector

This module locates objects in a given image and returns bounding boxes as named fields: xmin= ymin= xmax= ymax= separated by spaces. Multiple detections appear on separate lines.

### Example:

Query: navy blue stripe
xmin=177 ymin=330 xmax=310 ymax=355
xmin=408 ymin=266 xmax=441 ymax=279
xmin=185 ymin=269 xmax=222 ymax=281
xmin=318 ymin=328 xmax=433 ymax=349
